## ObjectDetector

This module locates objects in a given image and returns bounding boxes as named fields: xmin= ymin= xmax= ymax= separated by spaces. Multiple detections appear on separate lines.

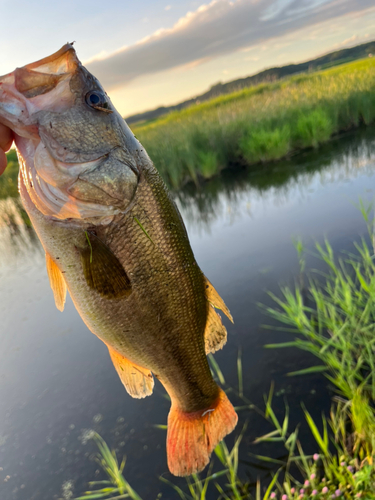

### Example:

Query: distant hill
xmin=126 ymin=40 xmax=375 ymax=125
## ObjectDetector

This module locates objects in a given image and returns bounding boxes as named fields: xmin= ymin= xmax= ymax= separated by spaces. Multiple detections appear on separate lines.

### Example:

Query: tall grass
xmin=264 ymin=202 xmax=375 ymax=489
xmin=73 ymin=388 xmax=375 ymax=499
xmin=133 ymin=58 xmax=375 ymax=188
xmin=265 ymin=202 xmax=375 ymax=406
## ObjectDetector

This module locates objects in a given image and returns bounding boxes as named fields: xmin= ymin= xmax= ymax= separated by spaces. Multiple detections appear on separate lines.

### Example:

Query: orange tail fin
xmin=167 ymin=388 xmax=238 ymax=476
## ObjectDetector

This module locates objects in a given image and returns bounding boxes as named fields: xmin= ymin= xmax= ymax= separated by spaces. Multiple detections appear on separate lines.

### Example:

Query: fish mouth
xmin=0 ymin=43 xmax=79 ymax=90
xmin=0 ymin=45 xmax=139 ymax=223
xmin=0 ymin=44 xmax=80 ymax=134
xmin=21 ymin=43 xmax=79 ymax=75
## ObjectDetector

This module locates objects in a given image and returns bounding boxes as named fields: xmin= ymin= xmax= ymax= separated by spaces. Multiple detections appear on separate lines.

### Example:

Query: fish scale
xmin=0 ymin=43 xmax=238 ymax=476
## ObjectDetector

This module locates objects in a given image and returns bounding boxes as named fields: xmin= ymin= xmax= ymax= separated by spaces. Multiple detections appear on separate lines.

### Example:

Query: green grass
xmin=73 ymin=433 xmax=142 ymax=500
xmin=73 ymin=385 xmax=375 ymax=499
xmin=133 ymin=57 xmax=375 ymax=189
xmin=265 ymin=201 xmax=375 ymax=406
xmin=0 ymin=149 xmax=19 ymax=199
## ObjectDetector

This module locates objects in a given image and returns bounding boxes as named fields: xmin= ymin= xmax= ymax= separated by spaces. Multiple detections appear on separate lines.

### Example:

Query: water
xmin=0 ymin=127 xmax=375 ymax=499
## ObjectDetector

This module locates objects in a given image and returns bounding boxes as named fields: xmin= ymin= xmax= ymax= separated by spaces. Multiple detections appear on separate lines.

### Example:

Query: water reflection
xmin=2 ymin=128 xmax=374 ymax=255
xmin=177 ymin=128 xmax=375 ymax=231
xmin=0 ymin=198 xmax=41 ymax=270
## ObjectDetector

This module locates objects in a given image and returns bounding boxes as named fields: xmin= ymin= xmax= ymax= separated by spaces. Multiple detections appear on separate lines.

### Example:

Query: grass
xmin=264 ymin=200 xmax=375 ymax=405
xmin=0 ymin=149 xmax=19 ymax=199
xmin=73 ymin=433 xmax=142 ymax=500
xmin=72 ymin=386 xmax=375 ymax=499
xmin=133 ymin=57 xmax=375 ymax=189
xmin=72 ymin=202 xmax=375 ymax=499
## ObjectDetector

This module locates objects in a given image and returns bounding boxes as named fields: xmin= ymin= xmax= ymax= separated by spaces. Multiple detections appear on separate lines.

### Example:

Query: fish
xmin=0 ymin=44 xmax=238 ymax=476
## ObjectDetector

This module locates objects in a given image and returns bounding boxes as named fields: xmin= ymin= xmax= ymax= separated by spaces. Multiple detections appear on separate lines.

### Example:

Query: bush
xmin=294 ymin=109 xmax=333 ymax=148
xmin=239 ymin=126 xmax=291 ymax=163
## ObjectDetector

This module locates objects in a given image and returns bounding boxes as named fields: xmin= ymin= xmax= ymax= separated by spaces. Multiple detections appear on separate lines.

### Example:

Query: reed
xmin=133 ymin=58 xmax=375 ymax=189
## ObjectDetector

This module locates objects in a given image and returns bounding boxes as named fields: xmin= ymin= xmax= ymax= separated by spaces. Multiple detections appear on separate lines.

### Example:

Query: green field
xmin=133 ymin=57 xmax=375 ymax=189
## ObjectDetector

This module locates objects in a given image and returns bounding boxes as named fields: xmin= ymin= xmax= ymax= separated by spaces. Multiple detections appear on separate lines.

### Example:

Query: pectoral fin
xmin=78 ymin=232 xmax=132 ymax=299
xmin=108 ymin=346 xmax=154 ymax=399
xmin=204 ymin=276 xmax=233 ymax=323
xmin=203 ymin=276 xmax=233 ymax=354
xmin=46 ymin=252 xmax=67 ymax=312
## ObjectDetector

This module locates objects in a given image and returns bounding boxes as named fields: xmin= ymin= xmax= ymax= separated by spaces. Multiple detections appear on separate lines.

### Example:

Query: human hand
xmin=0 ymin=123 xmax=14 ymax=176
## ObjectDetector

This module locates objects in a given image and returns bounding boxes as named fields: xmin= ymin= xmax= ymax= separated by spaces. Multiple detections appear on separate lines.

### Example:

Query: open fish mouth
xmin=0 ymin=44 xmax=78 ymax=130
xmin=0 ymin=44 xmax=139 ymax=222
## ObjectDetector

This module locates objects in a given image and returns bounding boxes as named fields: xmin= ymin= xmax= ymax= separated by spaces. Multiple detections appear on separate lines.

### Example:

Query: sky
xmin=1 ymin=0 xmax=374 ymax=117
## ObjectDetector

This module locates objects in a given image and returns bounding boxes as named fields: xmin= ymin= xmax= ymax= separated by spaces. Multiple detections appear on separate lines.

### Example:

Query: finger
xmin=0 ymin=123 xmax=13 ymax=152
xmin=0 ymin=149 xmax=7 ymax=176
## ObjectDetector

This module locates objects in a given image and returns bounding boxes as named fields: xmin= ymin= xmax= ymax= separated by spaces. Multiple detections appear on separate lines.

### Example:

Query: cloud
xmin=333 ymin=32 xmax=374 ymax=49
xmin=87 ymin=0 xmax=374 ymax=90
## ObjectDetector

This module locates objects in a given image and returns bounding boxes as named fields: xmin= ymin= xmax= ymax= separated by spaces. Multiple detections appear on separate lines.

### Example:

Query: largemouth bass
xmin=0 ymin=45 xmax=238 ymax=476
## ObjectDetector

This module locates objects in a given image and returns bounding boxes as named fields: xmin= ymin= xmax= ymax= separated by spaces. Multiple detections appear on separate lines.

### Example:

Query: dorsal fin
xmin=204 ymin=276 xmax=233 ymax=323
xmin=46 ymin=252 xmax=67 ymax=312
xmin=77 ymin=231 xmax=132 ymax=299
xmin=107 ymin=346 xmax=154 ymax=399
xmin=203 ymin=276 xmax=233 ymax=354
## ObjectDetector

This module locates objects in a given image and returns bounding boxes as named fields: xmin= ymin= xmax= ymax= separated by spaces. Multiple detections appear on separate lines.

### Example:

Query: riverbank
xmin=133 ymin=57 xmax=375 ymax=189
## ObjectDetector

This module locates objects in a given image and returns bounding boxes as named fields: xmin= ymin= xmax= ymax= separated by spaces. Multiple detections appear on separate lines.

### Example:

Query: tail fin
xmin=167 ymin=388 xmax=238 ymax=476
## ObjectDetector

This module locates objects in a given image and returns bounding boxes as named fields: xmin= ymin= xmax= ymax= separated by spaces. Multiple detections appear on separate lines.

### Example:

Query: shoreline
xmin=133 ymin=57 xmax=375 ymax=190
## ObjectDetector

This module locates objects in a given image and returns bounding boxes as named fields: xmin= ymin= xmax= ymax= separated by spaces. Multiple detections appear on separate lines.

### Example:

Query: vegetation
xmin=126 ymin=41 xmax=375 ymax=125
xmin=72 ymin=204 xmax=375 ymax=499
xmin=0 ymin=149 xmax=19 ymax=199
xmin=133 ymin=57 xmax=375 ymax=189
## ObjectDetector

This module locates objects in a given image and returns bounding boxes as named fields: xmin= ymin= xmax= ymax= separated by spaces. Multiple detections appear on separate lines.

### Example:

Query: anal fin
xmin=46 ymin=252 xmax=67 ymax=312
xmin=108 ymin=346 xmax=154 ymax=399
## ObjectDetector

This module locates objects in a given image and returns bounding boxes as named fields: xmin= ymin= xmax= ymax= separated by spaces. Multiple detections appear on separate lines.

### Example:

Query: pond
xmin=0 ymin=126 xmax=375 ymax=500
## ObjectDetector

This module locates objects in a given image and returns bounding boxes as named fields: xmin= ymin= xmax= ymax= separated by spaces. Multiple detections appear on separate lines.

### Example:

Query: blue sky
xmin=1 ymin=0 xmax=374 ymax=116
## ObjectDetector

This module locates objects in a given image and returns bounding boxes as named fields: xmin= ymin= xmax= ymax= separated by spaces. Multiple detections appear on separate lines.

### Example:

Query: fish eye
xmin=85 ymin=90 xmax=109 ymax=110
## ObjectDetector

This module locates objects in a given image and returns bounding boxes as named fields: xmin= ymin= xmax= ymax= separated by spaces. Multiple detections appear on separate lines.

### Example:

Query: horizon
xmin=124 ymin=38 xmax=375 ymax=119
xmin=1 ymin=0 xmax=374 ymax=116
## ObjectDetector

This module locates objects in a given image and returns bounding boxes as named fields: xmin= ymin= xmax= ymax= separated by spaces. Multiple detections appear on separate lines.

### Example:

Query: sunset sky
xmin=1 ymin=0 xmax=374 ymax=117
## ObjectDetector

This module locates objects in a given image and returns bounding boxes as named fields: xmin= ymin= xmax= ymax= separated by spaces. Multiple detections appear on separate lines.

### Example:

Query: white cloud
xmin=87 ymin=0 xmax=375 ymax=90
xmin=333 ymin=32 xmax=373 ymax=49
xmin=165 ymin=5 xmax=172 ymax=10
